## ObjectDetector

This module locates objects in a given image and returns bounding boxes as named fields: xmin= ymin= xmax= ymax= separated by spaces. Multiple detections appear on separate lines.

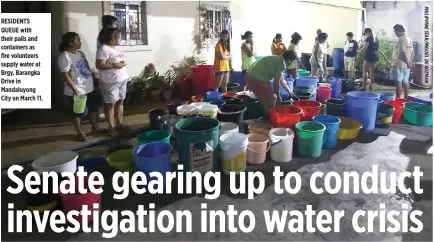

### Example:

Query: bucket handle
xmin=248 ymin=141 xmax=271 ymax=154
xmin=271 ymin=139 xmax=283 ymax=147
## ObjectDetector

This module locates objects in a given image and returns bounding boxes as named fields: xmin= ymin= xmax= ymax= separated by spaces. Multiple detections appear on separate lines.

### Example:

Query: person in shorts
xmin=391 ymin=24 xmax=414 ymax=99
xmin=344 ymin=32 xmax=358 ymax=80
xmin=96 ymin=28 xmax=128 ymax=136
xmin=58 ymin=32 xmax=99 ymax=141
xmin=214 ymin=30 xmax=231 ymax=92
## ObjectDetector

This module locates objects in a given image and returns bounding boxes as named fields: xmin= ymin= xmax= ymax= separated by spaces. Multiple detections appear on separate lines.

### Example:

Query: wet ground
xmin=1 ymin=121 xmax=432 ymax=241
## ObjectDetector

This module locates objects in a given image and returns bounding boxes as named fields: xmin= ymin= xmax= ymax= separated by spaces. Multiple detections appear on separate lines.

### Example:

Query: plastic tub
xmin=248 ymin=122 xmax=273 ymax=135
xmin=220 ymin=132 xmax=248 ymax=174
xmin=133 ymin=142 xmax=173 ymax=186
xmin=325 ymin=98 xmax=346 ymax=116
xmin=295 ymin=77 xmax=318 ymax=89
xmin=346 ymin=91 xmax=380 ymax=131
xmin=379 ymin=93 xmax=395 ymax=102
xmin=385 ymin=100 xmax=405 ymax=124
xmin=137 ymin=130 xmax=171 ymax=145
xmin=376 ymin=103 xmax=394 ymax=128
xmin=59 ymin=175 xmax=102 ymax=223
xmin=197 ymin=104 xmax=219 ymax=118
xmin=247 ymin=133 xmax=270 ymax=164
xmin=312 ymin=115 xmax=341 ymax=149
xmin=394 ymin=98 xmax=411 ymax=105
xmin=292 ymin=100 xmax=321 ymax=121
xmin=337 ymin=117 xmax=362 ymax=140
xmin=73 ymin=95 xmax=87 ymax=114
xmin=217 ymin=104 xmax=247 ymax=127
xmin=242 ymin=98 xmax=265 ymax=120
xmin=175 ymin=118 xmax=221 ymax=172
xmin=209 ymin=99 xmax=226 ymax=108
xmin=220 ymin=122 xmax=239 ymax=135
xmin=190 ymin=65 xmax=214 ymax=96
xmin=317 ymin=86 xmax=332 ymax=103
xmin=270 ymin=105 xmax=303 ymax=129
xmin=269 ymin=128 xmax=294 ymax=162
xmin=403 ymin=103 xmax=433 ymax=126
xmin=295 ymin=121 xmax=326 ymax=158
xmin=107 ymin=149 xmax=135 ymax=172
xmin=32 ymin=151 xmax=78 ymax=174
xmin=206 ymin=91 xmax=223 ymax=100
xmin=177 ymin=104 xmax=197 ymax=116
xmin=408 ymin=95 xmax=432 ymax=105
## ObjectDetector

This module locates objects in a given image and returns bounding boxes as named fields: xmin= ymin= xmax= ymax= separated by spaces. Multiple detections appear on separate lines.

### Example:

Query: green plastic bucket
xmin=295 ymin=121 xmax=326 ymax=158
xmin=201 ymin=98 xmax=214 ymax=102
xmin=298 ymin=71 xmax=310 ymax=77
xmin=403 ymin=103 xmax=433 ymax=126
xmin=107 ymin=149 xmax=135 ymax=172
xmin=137 ymin=130 xmax=171 ymax=145
xmin=175 ymin=117 xmax=221 ymax=172
xmin=73 ymin=95 xmax=87 ymax=113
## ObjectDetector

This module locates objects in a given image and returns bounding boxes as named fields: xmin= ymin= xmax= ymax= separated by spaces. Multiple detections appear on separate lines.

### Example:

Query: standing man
xmin=316 ymin=29 xmax=330 ymax=80
xmin=96 ymin=15 xmax=118 ymax=121
xmin=391 ymin=24 xmax=414 ymax=99
xmin=344 ymin=32 xmax=358 ymax=80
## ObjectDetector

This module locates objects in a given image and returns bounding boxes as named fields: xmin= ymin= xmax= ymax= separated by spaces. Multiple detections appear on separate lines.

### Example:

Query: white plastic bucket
xmin=219 ymin=132 xmax=248 ymax=174
xmin=269 ymin=128 xmax=294 ymax=162
xmin=32 ymin=151 xmax=78 ymax=174
xmin=220 ymin=122 xmax=239 ymax=136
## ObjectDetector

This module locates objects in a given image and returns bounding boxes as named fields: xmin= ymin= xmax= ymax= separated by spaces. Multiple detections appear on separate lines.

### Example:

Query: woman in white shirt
xmin=96 ymin=28 xmax=128 ymax=136
xmin=58 ymin=32 xmax=99 ymax=141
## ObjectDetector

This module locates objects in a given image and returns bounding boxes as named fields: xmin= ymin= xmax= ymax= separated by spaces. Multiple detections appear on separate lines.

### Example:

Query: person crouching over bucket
xmin=245 ymin=50 xmax=298 ymax=116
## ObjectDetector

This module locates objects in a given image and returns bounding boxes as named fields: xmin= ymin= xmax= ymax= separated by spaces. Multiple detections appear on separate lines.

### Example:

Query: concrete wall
xmin=53 ymin=0 xmax=362 ymax=78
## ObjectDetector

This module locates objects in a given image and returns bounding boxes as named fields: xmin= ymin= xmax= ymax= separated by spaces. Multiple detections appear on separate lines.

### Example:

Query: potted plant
xmin=146 ymin=72 xmax=165 ymax=101
xmin=126 ymin=76 xmax=148 ymax=104
xmin=161 ymin=74 xmax=175 ymax=100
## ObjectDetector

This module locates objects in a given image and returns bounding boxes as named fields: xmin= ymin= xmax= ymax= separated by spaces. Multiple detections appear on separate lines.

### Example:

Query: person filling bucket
xmin=295 ymin=121 xmax=326 ymax=158
xmin=220 ymin=132 xmax=248 ymax=174
xmin=247 ymin=133 xmax=270 ymax=164
xmin=312 ymin=115 xmax=340 ymax=149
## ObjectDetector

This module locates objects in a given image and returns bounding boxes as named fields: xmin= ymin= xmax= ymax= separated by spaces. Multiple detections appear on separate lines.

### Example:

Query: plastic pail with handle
xmin=295 ymin=121 xmax=326 ymax=158
xmin=325 ymin=98 xmax=346 ymax=116
xmin=312 ymin=115 xmax=341 ymax=149
xmin=269 ymin=128 xmax=294 ymax=162
xmin=220 ymin=132 xmax=248 ymax=174
xmin=220 ymin=122 xmax=239 ymax=136
xmin=73 ymin=95 xmax=87 ymax=114
xmin=247 ymin=133 xmax=270 ymax=164
xmin=175 ymin=117 xmax=221 ymax=173
xmin=137 ymin=130 xmax=171 ymax=145
xmin=346 ymin=91 xmax=379 ymax=131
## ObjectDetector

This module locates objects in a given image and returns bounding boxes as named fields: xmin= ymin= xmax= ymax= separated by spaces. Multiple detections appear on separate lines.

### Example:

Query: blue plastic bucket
xmin=346 ymin=91 xmax=380 ymax=131
xmin=231 ymin=71 xmax=245 ymax=85
xmin=327 ymin=77 xmax=342 ymax=98
xmin=206 ymin=91 xmax=223 ymax=100
xmin=133 ymin=142 xmax=173 ymax=187
xmin=312 ymin=115 xmax=341 ymax=149
xmin=209 ymin=99 xmax=226 ymax=107
xmin=269 ymin=78 xmax=294 ymax=98
xmin=379 ymin=93 xmax=395 ymax=102
xmin=78 ymin=157 xmax=108 ymax=172
xmin=296 ymin=77 xmax=318 ymax=89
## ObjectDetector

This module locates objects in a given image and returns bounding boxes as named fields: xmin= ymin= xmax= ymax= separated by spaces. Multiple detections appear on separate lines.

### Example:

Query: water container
xmin=137 ymin=130 xmax=171 ymax=145
xmin=295 ymin=121 xmax=326 ymax=158
xmin=206 ymin=91 xmax=223 ymax=100
xmin=247 ymin=133 xmax=269 ymax=164
xmin=227 ymin=83 xmax=241 ymax=93
xmin=325 ymin=98 xmax=346 ymax=116
xmin=385 ymin=100 xmax=405 ymax=124
xmin=220 ymin=122 xmax=239 ymax=135
xmin=269 ymin=78 xmax=294 ymax=98
xmin=32 ymin=151 xmax=78 ymax=174
xmin=332 ymin=48 xmax=345 ymax=72
xmin=148 ymin=109 xmax=167 ymax=130
xmin=175 ymin=118 xmax=221 ymax=172
xmin=312 ymin=115 xmax=341 ymax=149
xmin=269 ymin=128 xmax=294 ymax=162
xmin=167 ymin=103 xmax=182 ymax=115
xmin=346 ymin=91 xmax=380 ymax=131
xmin=270 ymin=105 xmax=303 ymax=129
xmin=327 ymin=77 xmax=342 ymax=98
xmin=107 ymin=149 xmax=135 ymax=172
xmin=217 ymin=104 xmax=247 ymax=128
xmin=379 ymin=93 xmax=395 ymax=102
xmin=231 ymin=71 xmax=245 ymax=85
xmin=220 ymin=132 xmax=248 ymax=174
xmin=292 ymin=100 xmax=322 ymax=121
xmin=209 ymin=99 xmax=226 ymax=108
xmin=190 ymin=65 xmax=214 ymax=96
xmin=376 ymin=103 xmax=394 ymax=128
xmin=73 ymin=95 xmax=87 ymax=114
xmin=242 ymin=98 xmax=265 ymax=120
xmin=317 ymin=86 xmax=332 ymax=103
xmin=296 ymin=77 xmax=318 ymax=89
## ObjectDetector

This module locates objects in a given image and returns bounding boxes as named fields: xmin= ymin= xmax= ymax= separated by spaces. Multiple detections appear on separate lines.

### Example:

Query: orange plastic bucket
xmin=270 ymin=105 xmax=303 ymax=129
xmin=385 ymin=100 xmax=405 ymax=124
xmin=191 ymin=95 xmax=204 ymax=102
xmin=292 ymin=100 xmax=321 ymax=121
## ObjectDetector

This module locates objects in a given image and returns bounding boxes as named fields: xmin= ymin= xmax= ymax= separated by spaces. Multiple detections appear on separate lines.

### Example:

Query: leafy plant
xmin=127 ymin=76 xmax=149 ymax=92
xmin=164 ymin=55 xmax=206 ymax=82
xmin=146 ymin=72 xmax=167 ymax=90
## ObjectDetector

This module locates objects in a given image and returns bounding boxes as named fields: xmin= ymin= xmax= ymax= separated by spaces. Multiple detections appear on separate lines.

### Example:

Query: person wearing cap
xmin=391 ymin=24 xmax=414 ymax=99
xmin=359 ymin=28 xmax=379 ymax=90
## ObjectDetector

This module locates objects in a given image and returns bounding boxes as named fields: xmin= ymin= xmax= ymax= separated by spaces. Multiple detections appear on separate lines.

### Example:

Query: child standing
xmin=213 ymin=30 xmax=231 ymax=93
xmin=241 ymin=31 xmax=255 ymax=90
xmin=58 ymin=32 xmax=99 ymax=141
xmin=344 ymin=32 xmax=358 ymax=80
xmin=286 ymin=32 xmax=303 ymax=78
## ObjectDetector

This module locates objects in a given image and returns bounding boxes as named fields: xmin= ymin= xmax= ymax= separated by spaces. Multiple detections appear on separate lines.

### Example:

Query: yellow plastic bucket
xmin=73 ymin=95 xmax=87 ymax=114
xmin=337 ymin=117 xmax=362 ymax=140
xmin=107 ymin=149 xmax=135 ymax=172
xmin=248 ymin=122 xmax=273 ymax=136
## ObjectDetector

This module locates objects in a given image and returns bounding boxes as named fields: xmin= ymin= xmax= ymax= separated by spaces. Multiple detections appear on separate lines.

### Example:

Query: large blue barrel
xmin=332 ymin=48 xmax=345 ymax=72
xmin=231 ymin=71 xmax=244 ymax=85
xmin=327 ymin=77 xmax=342 ymax=98
xmin=269 ymin=76 xmax=294 ymax=98
xmin=346 ymin=91 xmax=380 ymax=131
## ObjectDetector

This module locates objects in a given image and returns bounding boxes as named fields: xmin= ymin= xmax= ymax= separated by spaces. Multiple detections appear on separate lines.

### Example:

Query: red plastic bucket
xmin=292 ymin=100 xmax=321 ymax=121
xmin=394 ymin=98 xmax=411 ymax=105
xmin=385 ymin=100 xmax=405 ymax=124
xmin=59 ymin=175 xmax=102 ymax=223
xmin=317 ymin=86 xmax=331 ymax=103
xmin=190 ymin=65 xmax=214 ymax=96
xmin=270 ymin=105 xmax=303 ymax=129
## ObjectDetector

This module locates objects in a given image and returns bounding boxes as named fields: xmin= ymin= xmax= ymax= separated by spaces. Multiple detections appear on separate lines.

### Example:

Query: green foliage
xmin=164 ymin=55 xmax=206 ymax=82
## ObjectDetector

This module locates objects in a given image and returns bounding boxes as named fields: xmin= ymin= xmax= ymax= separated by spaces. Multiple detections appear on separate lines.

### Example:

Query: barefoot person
xmin=58 ymin=32 xmax=99 ymax=141
xmin=213 ymin=30 xmax=231 ymax=92
xmin=391 ymin=24 xmax=414 ymax=99
xmin=310 ymin=32 xmax=329 ymax=82
xmin=96 ymin=28 xmax=128 ymax=136
xmin=245 ymin=50 xmax=298 ymax=115
xmin=286 ymin=32 xmax=303 ymax=78
xmin=359 ymin=28 xmax=379 ymax=90
xmin=241 ymin=31 xmax=255 ymax=90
